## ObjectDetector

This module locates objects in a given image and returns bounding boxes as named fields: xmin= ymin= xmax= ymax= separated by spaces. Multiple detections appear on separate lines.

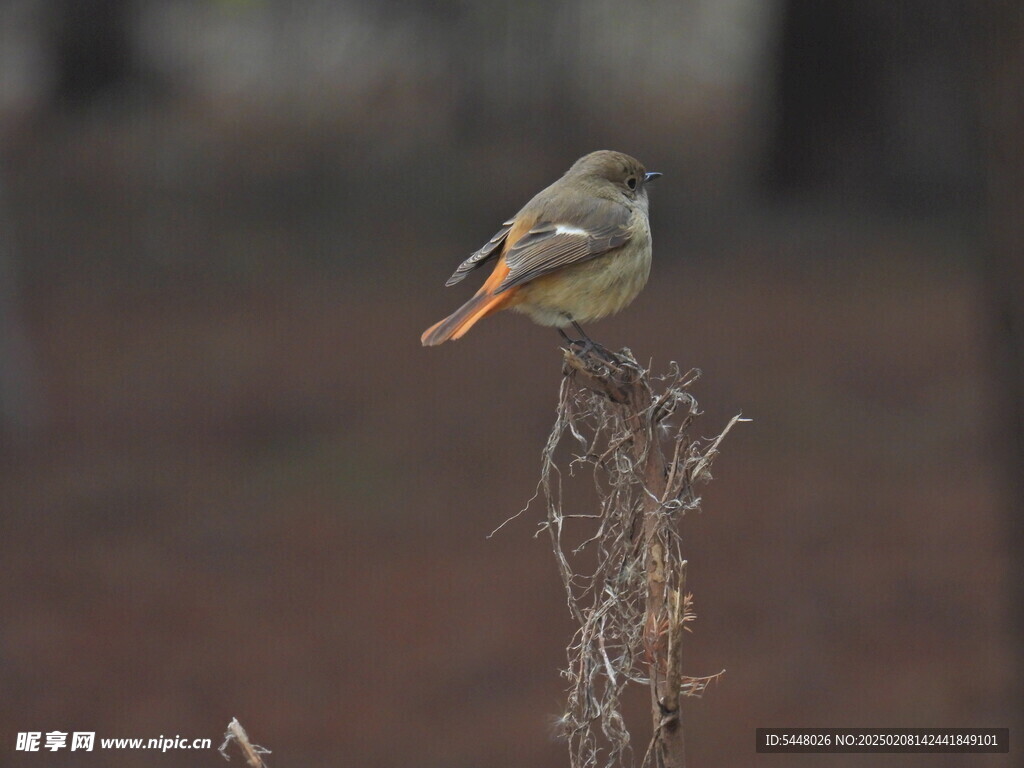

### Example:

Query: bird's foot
xmin=559 ymin=330 xmax=630 ymax=370
xmin=559 ymin=328 xmax=600 ymax=357
xmin=559 ymin=337 xmax=641 ymax=404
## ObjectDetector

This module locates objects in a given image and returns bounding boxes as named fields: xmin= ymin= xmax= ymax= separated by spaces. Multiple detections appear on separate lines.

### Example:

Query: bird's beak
xmin=644 ymin=171 xmax=663 ymax=183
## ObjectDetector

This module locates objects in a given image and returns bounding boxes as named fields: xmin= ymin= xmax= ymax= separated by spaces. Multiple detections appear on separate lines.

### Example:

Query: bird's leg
xmin=569 ymin=320 xmax=620 ymax=362
xmin=558 ymin=327 xmax=595 ymax=356
xmin=558 ymin=327 xmax=578 ymax=345
xmin=558 ymin=316 xmax=594 ymax=353
xmin=559 ymin=319 xmax=627 ymax=370
xmin=570 ymin=320 xmax=593 ymax=344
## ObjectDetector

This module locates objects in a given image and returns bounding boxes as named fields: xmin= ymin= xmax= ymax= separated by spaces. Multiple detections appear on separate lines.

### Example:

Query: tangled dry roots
xmin=530 ymin=344 xmax=738 ymax=768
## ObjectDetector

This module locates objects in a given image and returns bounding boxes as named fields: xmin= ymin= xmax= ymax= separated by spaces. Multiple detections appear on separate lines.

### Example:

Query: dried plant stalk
xmin=219 ymin=718 xmax=271 ymax=767
xmin=538 ymin=344 xmax=739 ymax=768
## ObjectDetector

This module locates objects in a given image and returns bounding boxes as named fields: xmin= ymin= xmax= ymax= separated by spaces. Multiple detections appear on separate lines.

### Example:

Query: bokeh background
xmin=1 ymin=1 xmax=1020 ymax=766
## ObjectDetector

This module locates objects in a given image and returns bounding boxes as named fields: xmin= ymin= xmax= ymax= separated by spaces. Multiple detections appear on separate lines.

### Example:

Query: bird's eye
xmin=626 ymin=177 xmax=637 ymax=190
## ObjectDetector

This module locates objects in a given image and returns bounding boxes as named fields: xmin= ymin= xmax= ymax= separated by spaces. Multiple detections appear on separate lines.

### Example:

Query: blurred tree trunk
xmin=0 ymin=175 xmax=41 ymax=444
xmin=766 ymin=1 xmax=978 ymax=212
xmin=974 ymin=0 xmax=1024 ymax=734
xmin=48 ymin=0 xmax=137 ymax=108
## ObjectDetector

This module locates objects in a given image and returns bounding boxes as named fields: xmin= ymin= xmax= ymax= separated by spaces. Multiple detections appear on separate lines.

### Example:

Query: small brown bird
xmin=421 ymin=150 xmax=660 ymax=347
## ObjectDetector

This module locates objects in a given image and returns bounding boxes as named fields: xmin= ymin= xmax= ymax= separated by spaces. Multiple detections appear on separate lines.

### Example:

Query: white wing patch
xmin=553 ymin=224 xmax=589 ymax=237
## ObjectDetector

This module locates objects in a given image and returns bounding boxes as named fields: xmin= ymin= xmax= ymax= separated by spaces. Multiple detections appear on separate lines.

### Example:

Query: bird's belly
xmin=512 ymin=239 xmax=652 ymax=327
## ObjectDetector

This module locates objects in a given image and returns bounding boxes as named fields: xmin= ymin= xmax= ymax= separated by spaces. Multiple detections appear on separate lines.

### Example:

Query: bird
xmin=420 ymin=150 xmax=660 ymax=348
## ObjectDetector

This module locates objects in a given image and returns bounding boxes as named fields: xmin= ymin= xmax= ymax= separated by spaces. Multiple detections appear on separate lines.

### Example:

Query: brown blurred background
xmin=1 ymin=1 xmax=1020 ymax=766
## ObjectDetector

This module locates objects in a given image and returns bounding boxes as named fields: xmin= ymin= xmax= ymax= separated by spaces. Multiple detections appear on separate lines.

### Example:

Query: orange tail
xmin=421 ymin=260 xmax=516 ymax=346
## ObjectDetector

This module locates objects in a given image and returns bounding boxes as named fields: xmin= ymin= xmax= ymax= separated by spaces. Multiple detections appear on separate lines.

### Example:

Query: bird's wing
xmin=444 ymin=219 xmax=515 ymax=287
xmin=495 ymin=201 xmax=632 ymax=294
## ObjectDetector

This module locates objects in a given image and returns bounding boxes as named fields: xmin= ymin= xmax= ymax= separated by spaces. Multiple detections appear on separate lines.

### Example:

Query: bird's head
xmin=567 ymin=150 xmax=661 ymax=202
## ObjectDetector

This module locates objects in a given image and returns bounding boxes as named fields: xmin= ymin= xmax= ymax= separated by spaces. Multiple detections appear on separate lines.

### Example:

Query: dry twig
xmin=219 ymin=718 xmax=271 ymax=767
xmin=537 ymin=343 xmax=741 ymax=768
